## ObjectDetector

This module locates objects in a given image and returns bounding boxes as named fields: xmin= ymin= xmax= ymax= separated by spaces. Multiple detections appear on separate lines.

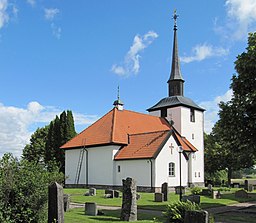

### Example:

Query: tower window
xmin=117 ymin=165 xmax=120 ymax=173
xmin=169 ymin=162 xmax=175 ymax=177
xmin=190 ymin=109 xmax=195 ymax=122
xmin=161 ymin=108 xmax=167 ymax=118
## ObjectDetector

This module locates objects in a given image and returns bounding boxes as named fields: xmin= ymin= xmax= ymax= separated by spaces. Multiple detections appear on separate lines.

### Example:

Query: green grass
xmin=65 ymin=208 xmax=164 ymax=223
xmin=64 ymin=188 xmax=256 ymax=211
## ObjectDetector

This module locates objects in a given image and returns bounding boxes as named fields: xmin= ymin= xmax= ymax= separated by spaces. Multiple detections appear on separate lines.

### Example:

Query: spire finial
xmin=172 ymin=9 xmax=179 ymax=30
xmin=117 ymin=85 xmax=120 ymax=101
xmin=113 ymin=85 xmax=124 ymax=110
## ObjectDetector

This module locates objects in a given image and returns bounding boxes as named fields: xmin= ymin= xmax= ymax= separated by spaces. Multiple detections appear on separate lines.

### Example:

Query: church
xmin=61 ymin=12 xmax=205 ymax=191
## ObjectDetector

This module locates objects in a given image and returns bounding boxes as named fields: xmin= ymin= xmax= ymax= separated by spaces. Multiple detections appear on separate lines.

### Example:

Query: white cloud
xmin=111 ymin=31 xmax=158 ymax=76
xmin=0 ymin=0 xmax=9 ymax=29
xmin=226 ymin=0 xmax=256 ymax=39
xmin=199 ymin=89 xmax=233 ymax=133
xmin=0 ymin=101 xmax=98 ymax=158
xmin=44 ymin=8 xmax=59 ymax=21
xmin=180 ymin=43 xmax=229 ymax=63
xmin=26 ymin=0 xmax=35 ymax=6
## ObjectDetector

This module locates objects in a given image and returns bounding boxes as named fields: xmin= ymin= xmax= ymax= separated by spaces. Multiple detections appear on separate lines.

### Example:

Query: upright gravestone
xmin=48 ymin=182 xmax=64 ymax=223
xmin=120 ymin=177 xmax=137 ymax=221
xmin=89 ymin=188 xmax=96 ymax=196
xmin=244 ymin=180 xmax=249 ymax=191
xmin=207 ymin=184 xmax=213 ymax=191
xmin=184 ymin=210 xmax=209 ymax=223
xmin=161 ymin=182 xmax=168 ymax=201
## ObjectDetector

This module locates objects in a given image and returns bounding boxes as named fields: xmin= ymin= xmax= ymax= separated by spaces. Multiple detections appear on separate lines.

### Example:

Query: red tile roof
xmin=61 ymin=108 xmax=197 ymax=159
xmin=114 ymin=130 xmax=171 ymax=160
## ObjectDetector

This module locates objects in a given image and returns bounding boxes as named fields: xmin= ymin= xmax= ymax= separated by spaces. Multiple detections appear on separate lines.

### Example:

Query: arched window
xmin=169 ymin=162 xmax=175 ymax=177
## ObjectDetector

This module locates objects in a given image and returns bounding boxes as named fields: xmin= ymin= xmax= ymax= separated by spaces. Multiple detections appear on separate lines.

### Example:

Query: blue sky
xmin=0 ymin=0 xmax=255 ymax=157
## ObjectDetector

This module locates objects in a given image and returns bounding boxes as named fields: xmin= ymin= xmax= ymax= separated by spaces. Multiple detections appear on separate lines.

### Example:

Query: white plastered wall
xmin=155 ymin=136 xmax=188 ymax=187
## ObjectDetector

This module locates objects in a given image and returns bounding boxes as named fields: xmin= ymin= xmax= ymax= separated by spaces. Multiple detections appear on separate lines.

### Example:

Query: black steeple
xmin=167 ymin=10 xmax=184 ymax=97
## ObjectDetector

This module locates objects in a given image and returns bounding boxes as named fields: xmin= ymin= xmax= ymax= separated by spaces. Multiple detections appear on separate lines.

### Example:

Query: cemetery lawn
xmin=64 ymin=188 xmax=256 ymax=211
xmin=65 ymin=208 xmax=164 ymax=223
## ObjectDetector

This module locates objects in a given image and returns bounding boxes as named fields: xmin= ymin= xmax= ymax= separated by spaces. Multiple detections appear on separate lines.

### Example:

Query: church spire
xmin=113 ymin=85 xmax=124 ymax=110
xmin=167 ymin=10 xmax=184 ymax=97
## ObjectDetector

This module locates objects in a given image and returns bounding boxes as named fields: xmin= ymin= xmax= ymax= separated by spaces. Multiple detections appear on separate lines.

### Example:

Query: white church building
xmin=61 ymin=13 xmax=205 ymax=191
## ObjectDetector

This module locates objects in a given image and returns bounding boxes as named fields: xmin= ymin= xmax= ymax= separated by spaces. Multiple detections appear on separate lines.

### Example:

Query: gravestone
xmin=249 ymin=185 xmax=254 ymax=192
xmin=105 ymin=189 xmax=114 ymax=198
xmin=207 ymin=184 xmax=213 ymax=191
xmin=120 ymin=177 xmax=137 ymax=221
xmin=182 ymin=195 xmax=200 ymax=204
xmin=114 ymin=190 xmax=120 ymax=198
xmin=48 ymin=182 xmax=64 ymax=223
xmin=161 ymin=182 xmax=168 ymax=201
xmin=216 ymin=190 xmax=221 ymax=199
xmin=89 ymin=188 xmax=96 ymax=196
xmin=175 ymin=186 xmax=185 ymax=195
xmin=85 ymin=202 xmax=97 ymax=216
xmin=136 ymin=194 xmax=141 ymax=200
xmin=235 ymin=189 xmax=248 ymax=198
xmin=154 ymin=193 xmax=164 ymax=202
xmin=233 ymin=183 xmax=240 ymax=188
xmin=211 ymin=191 xmax=218 ymax=199
xmin=184 ymin=210 xmax=209 ymax=223
xmin=63 ymin=194 xmax=70 ymax=212
xmin=245 ymin=180 xmax=249 ymax=191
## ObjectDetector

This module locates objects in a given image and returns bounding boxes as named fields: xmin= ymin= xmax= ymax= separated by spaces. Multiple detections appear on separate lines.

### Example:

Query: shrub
xmin=0 ymin=153 xmax=64 ymax=223
xmin=163 ymin=200 xmax=201 ymax=223
xmin=190 ymin=186 xmax=202 ymax=195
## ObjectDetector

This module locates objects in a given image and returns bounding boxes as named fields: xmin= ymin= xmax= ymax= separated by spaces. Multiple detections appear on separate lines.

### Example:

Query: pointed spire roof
xmin=168 ymin=10 xmax=184 ymax=83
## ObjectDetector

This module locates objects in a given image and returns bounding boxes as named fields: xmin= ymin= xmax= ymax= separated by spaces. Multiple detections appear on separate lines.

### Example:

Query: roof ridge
xmin=110 ymin=108 xmax=117 ymax=142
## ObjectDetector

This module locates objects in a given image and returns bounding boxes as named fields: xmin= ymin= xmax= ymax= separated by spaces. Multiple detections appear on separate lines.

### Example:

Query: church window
xmin=195 ymin=172 xmax=197 ymax=177
xmin=169 ymin=162 xmax=175 ymax=177
xmin=117 ymin=165 xmax=120 ymax=173
xmin=192 ymin=133 xmax=194 ymax=139
xmin=198 ymin=172 xmax=200 ymax=177
xmin=161 ymin=108 xmax=167 ymax=118
xmin=190 ymin=109 xmax=195 ymax=122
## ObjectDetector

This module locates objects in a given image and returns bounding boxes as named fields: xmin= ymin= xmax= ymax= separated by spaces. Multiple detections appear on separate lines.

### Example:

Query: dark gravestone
xmin=48 ymin=182 xmax=64 ymax=223
xmin=182 ymin=195 xmax=200 ymax=204
xmin=114 ymin=190 xmax=120 ymax=198
xmin=63 ymin=194 xmax=70 ymax=212
xmin=175 ymin=186 xmax=185 ymax=195
xmin=235 ymin=189 xmax=248 ymax=198
xmin=85 ymin=202 xmax=97 ymax=216
xmin=120 ymin=177 xmax=137 ymax=221
xmin=154 ymin=193 xmax=164 ymax=202
xmin=161 ymin=182 xmax=168 ymax=201
xmin=105 ymin=189 xmax=114 ymax=198
xmin=249 ymin=185 xmax=254 ymax=192
xmin=245 ymin=180 xmax=249 ymax=191
xmin=184 ymin=210 xmax=209 ymax=223
xmin=136 ymin=194 xmax=141 ymax=200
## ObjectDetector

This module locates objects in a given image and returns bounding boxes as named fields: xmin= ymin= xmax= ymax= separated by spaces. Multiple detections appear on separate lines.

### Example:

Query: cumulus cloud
xmin=199 ymin=89 xmax=233 ymax=133
xmin=111 ymin=31 xmax=158 ymax=76
xmin=44 ymin=8 xmax=59 ymax=21
xmin=0 ymin=0 xmax=9 ymax=29
xmin=180 ymin=43 xmax=229 ymax=63
xmin=0 ymin=101 xmax=98 ymax=158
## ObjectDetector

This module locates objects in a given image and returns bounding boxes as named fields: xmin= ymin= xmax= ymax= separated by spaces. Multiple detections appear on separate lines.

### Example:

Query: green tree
xmin=210 ymin=33 xmax=256 ymax=185
xmin=0 ymin=153 xmax=63 ymax=223
xmin=22 ymin=126 xmax=49 ymax=164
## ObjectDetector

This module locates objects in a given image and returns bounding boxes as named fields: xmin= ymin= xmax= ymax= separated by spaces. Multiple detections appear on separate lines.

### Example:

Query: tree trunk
xmin=227 ymin=168 xmax=232 ymax=186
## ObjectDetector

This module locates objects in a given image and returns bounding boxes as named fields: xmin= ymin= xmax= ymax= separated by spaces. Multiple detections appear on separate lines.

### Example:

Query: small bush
xmin=163 ymin=200 xmax=201 ymax=223
xmin=217 ymin=187 xmax=231 ymax=192
xmin=190 ymin=186 xmax=202 ymax=195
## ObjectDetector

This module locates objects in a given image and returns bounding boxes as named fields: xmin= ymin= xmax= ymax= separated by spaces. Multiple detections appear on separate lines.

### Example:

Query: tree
xmin=210 ymin=33 xmax=256 ymax=184
xmin=0 ymin=153 xmax=63 ymax=223
xmin=22 ymin=126 xmax=49 ymax=164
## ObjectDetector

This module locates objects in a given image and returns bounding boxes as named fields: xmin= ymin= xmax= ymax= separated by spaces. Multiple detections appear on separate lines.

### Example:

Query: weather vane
xmin=172 ymin=9 xmax=179 ymax=27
